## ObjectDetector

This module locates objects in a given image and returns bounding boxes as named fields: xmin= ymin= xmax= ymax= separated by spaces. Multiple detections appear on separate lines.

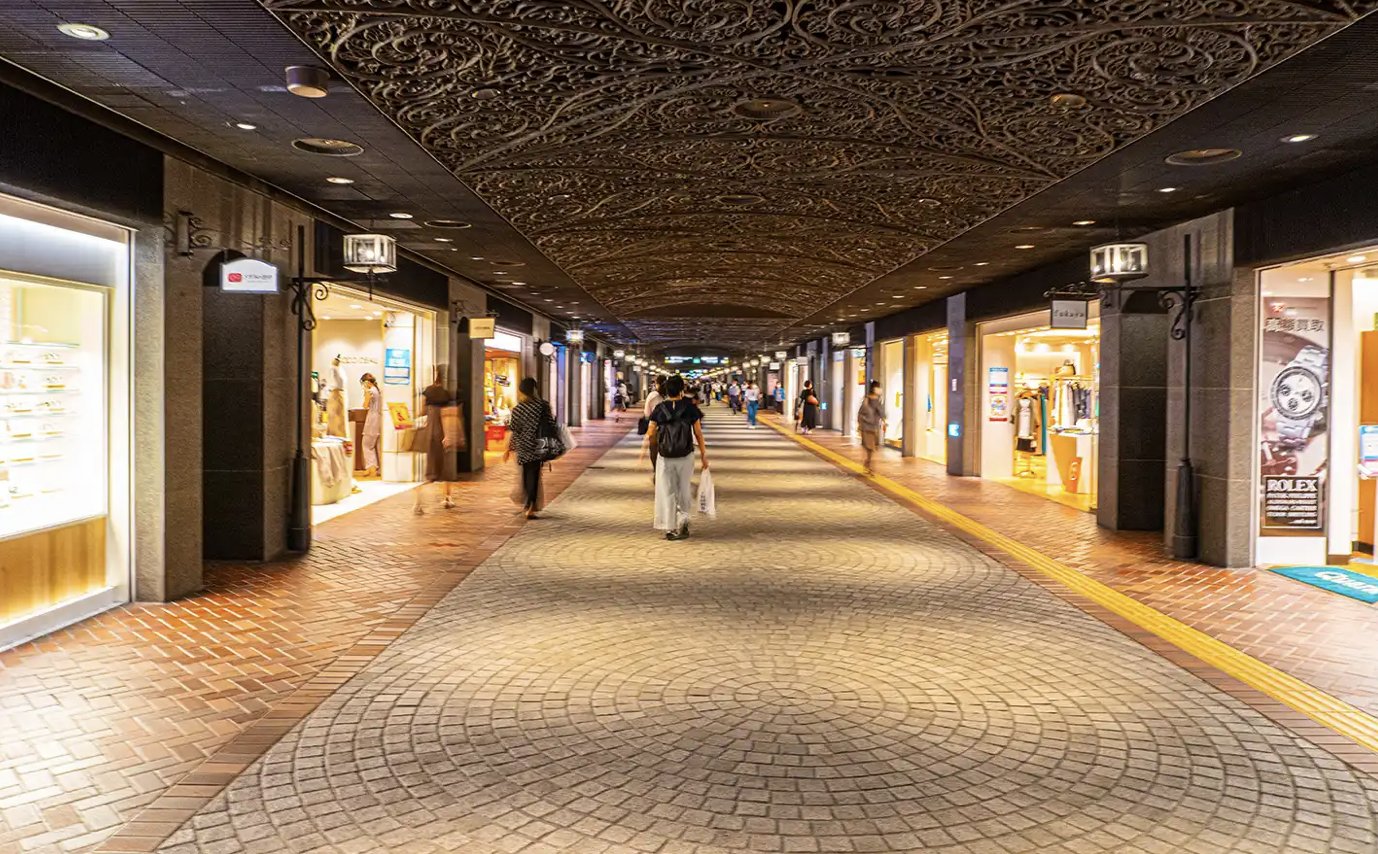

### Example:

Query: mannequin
xmin=360 ymin=373 xmax=383 ymax=477
xmin=326 ymin=355 xmax=348 ymax=438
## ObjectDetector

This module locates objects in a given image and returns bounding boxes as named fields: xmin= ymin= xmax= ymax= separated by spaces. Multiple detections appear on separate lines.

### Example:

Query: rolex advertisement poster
xmin=1258 ymin=296 xmax=1330 ymax=535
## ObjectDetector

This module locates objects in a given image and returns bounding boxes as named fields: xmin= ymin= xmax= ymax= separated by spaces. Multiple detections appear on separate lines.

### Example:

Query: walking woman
xmin=643 ymin=376 xmax=665 ymax=482
xmin=642 ymin=375 xmax=709 ymax=540
xmin=503 ymin=377 xmax=551 ymax=520
xmin=744 ymin=381 xmax=760 ymax=428
xmin=858 ymin=380 xmax=886 ymax=474
xmin=360 ymin=373 xmax=383 ymax=476
xmin=413 ymin=368 xmax=463 ymax=515
xmin=798 ymin=379 xmax=820 ymax=434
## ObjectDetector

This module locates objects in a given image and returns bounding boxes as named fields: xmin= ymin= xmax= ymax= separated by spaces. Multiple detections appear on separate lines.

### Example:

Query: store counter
xmin=1047 ymin=431 xmax=1094 ymax=495
xmin=311 ymin=438 xmax=354 ymax=505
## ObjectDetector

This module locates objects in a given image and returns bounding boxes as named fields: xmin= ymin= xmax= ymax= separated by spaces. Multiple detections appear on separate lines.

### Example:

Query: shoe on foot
xmin=665 ymin=530 xmax=680 ymax=541
xmin=413 ymin=506 xmax=425 ymax=516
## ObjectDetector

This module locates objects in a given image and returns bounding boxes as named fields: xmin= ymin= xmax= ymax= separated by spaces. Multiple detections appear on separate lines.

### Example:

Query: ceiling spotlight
xmin=1157 ymin=186 xmax=1179 ymax=193
xmin=57 ymin=22 xmax=110 ymax=40
xmin=938 ymin=275 xmax=953 ymax=280
xmin=286 ymin=65 xmax=330 ymax=98
xmin=1073 ymin=220 xmax=1096 ymax=226
xmin=974 ymin=262 xmax=990 ymax=266
xmin=389 ymin=212 xmax=413 ymax=219
xmin=1050 ymin=93 xmax=1087 ymax=108
xmin=349 ymin=304 xmax=362 ymax=310
xmin=1347 ymin=255 xmax=1368 ymax=263
xmin=326 ymin=176 xmax=354 ymax=185
xmin=912 ymin=286 xmax=928 ymax=290
xmin=1282 ymin=134 xmax=1317 ymax=144
xmin=471 ymin=256 xmax=484 ymax=261
xmin=232 ymin=121 xmax=258 ymax=131
xmin=1015 ymin=244 xmax=1035 ymax=250
xmin=435 ymin=237 xmax=452 ymax=242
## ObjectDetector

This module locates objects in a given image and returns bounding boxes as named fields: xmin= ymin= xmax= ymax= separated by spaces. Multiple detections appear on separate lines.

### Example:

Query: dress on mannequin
xmin=1014 ymin=394 xmax=1040 ymax=453
xmin=362 ymin=379 xmax=383 ymax=475
xmin=326 ymin=358 xmax=348 ymax=438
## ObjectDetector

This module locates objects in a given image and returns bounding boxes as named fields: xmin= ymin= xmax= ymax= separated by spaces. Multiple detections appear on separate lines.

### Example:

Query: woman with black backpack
xmin=504 ymin=377 xmax=557 ymax=520
xmin=642 ymin=375 xmax=709 ymax=540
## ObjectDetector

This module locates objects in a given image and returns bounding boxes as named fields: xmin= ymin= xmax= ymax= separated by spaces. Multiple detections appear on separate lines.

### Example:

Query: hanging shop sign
xmin=988 ymin=366 xmax=1010 ymax=422
xmin=466 ymin=317 xmax=496 ymax=339
xmin=219 ymin=257 xmax=279 ymax=293
xmin=775 ymin=351 xmax=788 ymax=360
xmin=1050 ymin=299 xmax=1089 ymax=330
xmin=1258 ymin=295 xmax=1330 ymax=535
xmin=831 ymin=331 xmax=851 ymax=347
xmin=383 ymin=348 xmax=411 ymax=385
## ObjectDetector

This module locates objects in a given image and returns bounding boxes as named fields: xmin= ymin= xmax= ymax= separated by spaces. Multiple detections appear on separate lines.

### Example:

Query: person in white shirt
xmin=744 ymin=382 xmax=761 ymax=427
xmin=727 ymin=381 xmax=741 ymax=414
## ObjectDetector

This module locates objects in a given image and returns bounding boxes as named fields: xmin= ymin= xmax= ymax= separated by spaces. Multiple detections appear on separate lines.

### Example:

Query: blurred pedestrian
xmin=858 ymin=380 xmax=886 ymax=474
xmin=504 ymin=377 xmax=554 ymax=520
xmin=797 ymin=380 xmax=820 ymax=434
xmin=744 ymin=381 xmax=760 ymax=428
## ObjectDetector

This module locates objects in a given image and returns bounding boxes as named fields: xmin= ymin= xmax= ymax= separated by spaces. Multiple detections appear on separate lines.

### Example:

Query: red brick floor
xmin=772 ymin=416 xmax=1378 ymax=718
xmin=0 ymin=420 xmax=632 ymax=854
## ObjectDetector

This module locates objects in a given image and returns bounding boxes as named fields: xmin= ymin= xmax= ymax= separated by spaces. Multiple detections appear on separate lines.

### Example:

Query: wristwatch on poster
xmin=1271 ymin=344 xmax=1328 ymax=450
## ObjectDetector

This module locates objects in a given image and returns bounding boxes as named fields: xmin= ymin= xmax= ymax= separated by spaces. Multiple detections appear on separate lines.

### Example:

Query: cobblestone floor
xmin=772 ymin=415 xmax=1378 ymax=717
xmin=0 ymin=421 xmax=631 ymax=854
xmin=153 ymin=408 xmax=1378 ymax=854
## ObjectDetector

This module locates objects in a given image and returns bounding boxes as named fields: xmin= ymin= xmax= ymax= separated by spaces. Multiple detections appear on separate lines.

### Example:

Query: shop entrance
xmin=913 ymin=331 xmax=949 ymax=464
xmin=979 ymin=309 xmax=1100 ymax=512
xmin=484 ymin=329 xmax=526 ymax=463
xmin=881 ymin=339 xmax=904 ymax=448
xmin=310 ymin=287 xmax=435 ymax=525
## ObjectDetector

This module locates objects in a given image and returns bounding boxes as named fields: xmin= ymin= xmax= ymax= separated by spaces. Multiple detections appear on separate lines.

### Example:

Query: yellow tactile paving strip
xmin=766 ymin=418 xmax=1378 ymax=755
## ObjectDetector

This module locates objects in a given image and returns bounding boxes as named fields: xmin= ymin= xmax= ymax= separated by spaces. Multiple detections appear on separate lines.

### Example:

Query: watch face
xmin=1272 ymin=365 xmax=1322 ymax=419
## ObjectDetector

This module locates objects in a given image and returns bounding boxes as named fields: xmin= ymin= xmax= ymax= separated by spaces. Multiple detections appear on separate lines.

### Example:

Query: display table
xmin=311 ymin=438 xmax=354 ymax=505
xmin=1047 ymin=431 xmax=1095 ymax=495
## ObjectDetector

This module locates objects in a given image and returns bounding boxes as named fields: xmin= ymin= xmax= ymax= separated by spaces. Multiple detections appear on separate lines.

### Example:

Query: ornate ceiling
xmin=262 ymin=0 xmax=1373 ymax=349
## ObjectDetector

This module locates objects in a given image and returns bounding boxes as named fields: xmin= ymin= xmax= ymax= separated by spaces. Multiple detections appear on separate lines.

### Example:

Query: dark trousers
xmin=522 ymin=460 xmax=542 ymax=511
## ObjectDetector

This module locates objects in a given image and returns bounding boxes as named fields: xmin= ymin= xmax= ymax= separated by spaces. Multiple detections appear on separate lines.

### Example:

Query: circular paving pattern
xmin=159 ymin=411 xmax=1378 ymax=854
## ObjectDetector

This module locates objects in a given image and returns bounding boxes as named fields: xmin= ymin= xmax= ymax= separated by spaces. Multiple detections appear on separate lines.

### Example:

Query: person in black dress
xmin=798 ymin=379 xmax=820 ymax=434
xmin=503 ymin=377 xmax=551 ymax=519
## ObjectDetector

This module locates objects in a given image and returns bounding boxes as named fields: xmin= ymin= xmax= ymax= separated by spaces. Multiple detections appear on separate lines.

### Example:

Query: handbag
xmin=536 ymin=403 xmax=566 ymax=462
xmin=637 ymin=416 xmax=650 ymax=436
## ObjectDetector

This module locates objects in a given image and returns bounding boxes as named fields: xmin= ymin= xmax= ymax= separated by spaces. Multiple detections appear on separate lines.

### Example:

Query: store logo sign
xmin=1050 ymin=299 xmax=1088 ymax=329
xmin=220 ymin=258 xmax=279 ymax=293
xmin=831 ymin=331 xmax=851 ymax=347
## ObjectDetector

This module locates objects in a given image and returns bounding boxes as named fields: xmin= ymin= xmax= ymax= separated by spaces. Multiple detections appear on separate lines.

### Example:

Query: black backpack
xmin=656 ymin=402 xmax=695 ymax=458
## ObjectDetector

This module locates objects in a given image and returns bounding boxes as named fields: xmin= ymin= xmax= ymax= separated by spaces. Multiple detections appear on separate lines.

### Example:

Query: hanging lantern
xmin=342 ymin=233 xmax=397 ymax=274
xmin=613 ymin=349 xmax=626 ymax=359
xmin=1090 ymin=242 xmax=1148 ymax=284
xmin=565 ymin=328 xmax=585 ymax=345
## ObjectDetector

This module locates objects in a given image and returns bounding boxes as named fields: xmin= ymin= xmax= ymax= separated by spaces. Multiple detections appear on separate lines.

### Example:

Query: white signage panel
xmin=1050 ymin=299 xmax=1089 ymax=329
xmin=220 ymin=257 xmax=279 ymax=293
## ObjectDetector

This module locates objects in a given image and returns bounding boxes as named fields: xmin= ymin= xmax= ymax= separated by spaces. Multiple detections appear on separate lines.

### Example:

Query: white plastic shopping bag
xmin=697 ymin=468 xmax=716 ymax=517
xmin=558 ymin=422 xmax=578 ymax=451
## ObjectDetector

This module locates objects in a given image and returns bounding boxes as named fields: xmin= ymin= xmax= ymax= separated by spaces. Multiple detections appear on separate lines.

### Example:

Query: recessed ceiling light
xmin=912 ymin=286 xmax=928 ymax=290
xmin=1348 ymin=255 xmax=1368 ymax=263
xmin=57 ymin=22 xmax=110 ymax=40
xmin=1073 ymin=220 xmax=1095 ymax=226
xmin=471 ymin=256 xmax=484 ymax=261
xmin=292 ymin=137 xmax=364 ymax=157
xmin=389 ymin=212 xmax=413 ymax=219
xmin=325 ymin=176 xmax=354 ymax=184
xmin=938 ymin=275 xmax=953 ymax=280
xmin=232 ymin=121 xmax=258 ymax=131
xmin=974 ymin=262 xmax=990 ymax=266
xmin=1165 ymin=148 xmax=1242 ymax=166
xmin=1158 ymin=186 xmax=1179 ymax=193
xmin=1282 ymin=134 xmax=1317 ymax=144
xmin=1015 ymin=244 xmax=1035 ymax=250
xmin=322 ymin=316 xmax=332 ymax=321
xmin=545 ymin=299 xmax=554 ymax=302
xmin=372 ymin=311 xmax=382 ymax=316
xmin=349 ymin=304 xmax=362 ymax=309
xmin=435 ymin=237 xmax=452 ymax=242
xmin=512 ymin=281 xmax=526 ymax=285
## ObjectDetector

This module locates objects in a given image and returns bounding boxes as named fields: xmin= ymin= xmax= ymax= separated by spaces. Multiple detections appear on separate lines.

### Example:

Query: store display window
xmin=913 ymin=331 xmax=948 ymax=464
xmin=881 ymin=339 xmax=904 ymax=448
xmin=979 ymin=308 xmax=1100 ymax=512
xmin=485 ymin=330 xmax=525 ymax=453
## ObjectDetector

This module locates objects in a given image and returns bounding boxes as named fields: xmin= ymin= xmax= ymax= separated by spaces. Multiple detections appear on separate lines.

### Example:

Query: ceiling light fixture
xmin=1165 ymin=148 xmax=1242 ymax=166
xmin=435 ymin=237 xmax=452 ymax=242
xmin=286 ymin=65 xmax=330 ymax=99
xmin=57 ymin=22 xmax=110 ymax=40
xmin=291 ymin=138 xmax=363 ymax=157
xmin=1050 ymin=93 xmax=1087 ymax=108
xmin=232 ymin=121 xmax=258 ymax=131
xmin=974 ymin=262 xmax=990 ymax=266
xmin=938 ymin=275 xmax=953 ymax=280
xmin=1348 ymin=255 xmax=1368 ymax=263
xmin=388 ymin=212 xmax=413 ymax=219
xmin=1282 ymin=134 xmax=1317 ymax=144
xmin=1073 ymin=220 xmax=1096 ymax=226
xmin=1157 ymin=186 xmax=1179 ymax=193
xmin=325 ymin=176 xmax=354 ymax=184
xmin=1015 ymin=244 xmax=1035 ymax=250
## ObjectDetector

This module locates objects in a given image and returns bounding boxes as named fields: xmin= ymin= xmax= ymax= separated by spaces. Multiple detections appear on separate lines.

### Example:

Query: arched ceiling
xmin=263 ymin=0 xmax=1374 ymax=348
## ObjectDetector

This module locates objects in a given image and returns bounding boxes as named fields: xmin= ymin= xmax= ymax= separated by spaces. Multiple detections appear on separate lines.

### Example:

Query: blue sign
xmin=383 ymin=348 xmax=411 ymax=385
xmin=948 ymin=422 xmax=961 ymax=438
xmin=1269 ymin=565 xmax=1378 ymax=604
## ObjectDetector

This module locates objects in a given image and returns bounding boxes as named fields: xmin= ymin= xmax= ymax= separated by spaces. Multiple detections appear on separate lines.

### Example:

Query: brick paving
xmin=148 ymin=408 xmax=1378 ymax=854
xmin=0 ymin=420 xmax=631 ymax=854
xmin=772 ymin=415 xmax=1378 ymax=719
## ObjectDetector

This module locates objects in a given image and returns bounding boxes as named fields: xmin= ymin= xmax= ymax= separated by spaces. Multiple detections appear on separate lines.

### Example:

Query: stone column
xmin=450 ymin=279 xmax=486 ymax=473
xmin=1098 ymin=291 xmax=1169 ymax=530
xmin=568 ymin=344 xmax=584 ymax=427
xmin=947 ymin=293 xmax=977 ymax=477
xmin=902 ymin=334 xmax=919 ymax=458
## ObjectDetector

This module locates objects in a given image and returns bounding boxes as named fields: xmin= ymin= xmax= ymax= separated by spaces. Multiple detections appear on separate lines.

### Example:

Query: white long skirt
xmin=654 ymin=455 xmax=695 ymax=531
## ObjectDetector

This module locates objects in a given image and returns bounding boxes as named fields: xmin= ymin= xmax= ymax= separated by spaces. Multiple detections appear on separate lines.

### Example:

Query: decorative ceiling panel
xmin=263 ymin=0 xmax=1373 ymax=348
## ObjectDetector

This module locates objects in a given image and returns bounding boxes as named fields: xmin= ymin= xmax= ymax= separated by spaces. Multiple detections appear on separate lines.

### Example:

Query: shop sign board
xmin=383 ymin=348 xmax=411 ymax=385
xmin=1258 ymin=295 xmax=1330 ymax=535
xmin=988 ymin=366 xmax=1010 ymax=422
xmin=1362 ymin=424 xmax=1378 ymax=462
xmin=466 ymin=317 xmax=496 ymax=338
xmin=219 ymin=257 xmax=279 ymax=293
xmin=831 ymin=331 xmax=851 ymax=347
xmin=1050 ymin=299 xmax=1089 ymax=329
xmin=386 ymin=402 xmax=413 ymax=430
xmin=775 ymin=351 xmax=788 ymax=360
